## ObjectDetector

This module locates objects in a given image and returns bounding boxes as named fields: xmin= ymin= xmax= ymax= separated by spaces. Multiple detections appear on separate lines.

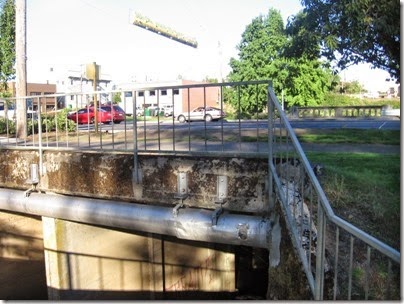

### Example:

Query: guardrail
xmin=0 ymin=81 xmax=400 ymax=300
xmin=268 ymin=88 xmax=400 ymax=300
xmin=290 ymin=105 xmax=383 ymax=118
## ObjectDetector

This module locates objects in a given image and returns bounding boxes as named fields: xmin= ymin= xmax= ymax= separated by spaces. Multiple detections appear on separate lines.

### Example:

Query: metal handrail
xmin=267 ymin=85 xmax=400 ymax=300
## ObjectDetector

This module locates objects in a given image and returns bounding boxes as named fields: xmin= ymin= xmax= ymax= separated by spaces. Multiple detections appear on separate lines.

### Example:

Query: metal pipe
xmin=0 ymin=188 xmax=271 ymax=249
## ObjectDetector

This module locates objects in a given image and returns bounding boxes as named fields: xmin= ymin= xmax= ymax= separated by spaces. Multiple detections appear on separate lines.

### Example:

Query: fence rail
xmin=0 ymin=80 xmax=272 ymax=156
xmin=0 ymin=80 xmax=400 ymax=300
xmin=268 ymin=88 xmax=400 ymax=300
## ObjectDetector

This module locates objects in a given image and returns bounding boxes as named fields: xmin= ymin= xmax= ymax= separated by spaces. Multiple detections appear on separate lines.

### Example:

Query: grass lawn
xmin=296 ymin=129 xmax=400 ymax=145
xmin=305 ymin=151 xmax=400 ymax=250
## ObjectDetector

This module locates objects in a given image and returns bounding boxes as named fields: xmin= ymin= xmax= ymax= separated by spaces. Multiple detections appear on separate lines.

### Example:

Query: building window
xmin=149 ymin=90 xmax=156 ymax=96
xmin=161 ymin=90 xmax=167 ymax=96
xmin=138 ymin=91 xmax=144 ymax=97
xmin=30 ymin=92 xmax=41 ymax=96
xmin=173 ymin=89 xmax=179 ymax=95
xmin=124 ymin=91 xmax=132 ymax=97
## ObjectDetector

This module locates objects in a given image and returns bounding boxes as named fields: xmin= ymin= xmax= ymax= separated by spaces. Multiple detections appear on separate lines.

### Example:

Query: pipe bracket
xmin=211 ymin=206 xmax=223 ymax=226
xmin=174 ymin=172 xmax=188 ymax=200
xmin=215 ymin=175 xmax=228 ymax=204
xmin=172 ymin=200 xmax=184 ymax=217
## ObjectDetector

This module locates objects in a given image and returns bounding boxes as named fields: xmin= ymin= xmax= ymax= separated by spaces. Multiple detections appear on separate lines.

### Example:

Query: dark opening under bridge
xmin=0 ymin=80 xmax=400 ymax=300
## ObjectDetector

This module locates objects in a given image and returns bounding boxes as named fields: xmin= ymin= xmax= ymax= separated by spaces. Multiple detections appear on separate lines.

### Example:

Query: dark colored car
xmin=98 ymin=105 xmax=126 ymax=124
xmin=67 ymin=107 xmax=112 ymax=124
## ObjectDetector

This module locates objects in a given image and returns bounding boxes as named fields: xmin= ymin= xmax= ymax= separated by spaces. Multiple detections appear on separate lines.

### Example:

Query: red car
xmin=98 ymin=105 xmax=126 ymax=124
xmin=67 ymin=107 xmax=112 ymax=124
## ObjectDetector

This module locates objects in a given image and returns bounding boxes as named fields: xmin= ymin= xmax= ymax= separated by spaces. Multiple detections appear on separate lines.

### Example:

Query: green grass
xmin=296 ymin=129 xmax=400 ymax=145
xmin=306 ymin=152 xmax=400 ymax=249
xmin=215 ymin=129 xmax=401 ymax=145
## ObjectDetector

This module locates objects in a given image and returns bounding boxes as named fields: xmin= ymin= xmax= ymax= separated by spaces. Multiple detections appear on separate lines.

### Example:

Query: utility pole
xmin=15 ymin=0 xmax=27 ymax=139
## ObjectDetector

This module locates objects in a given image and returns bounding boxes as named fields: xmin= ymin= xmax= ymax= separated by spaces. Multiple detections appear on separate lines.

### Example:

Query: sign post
xmin=86 ymin=62 xmax=100 ymax=132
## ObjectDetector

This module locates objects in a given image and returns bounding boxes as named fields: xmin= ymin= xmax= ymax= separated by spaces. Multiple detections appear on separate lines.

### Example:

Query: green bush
xmin=0 ymin=117 xmax=16 ymax=134
xmin=322 ymin=93 xmax=400 ymax=108
xmin=54 ymin=109 xmax=76 ymax=132
xmin=0 ymin=108 xmax=76 ymax=136
xmin=323 ymin=93 xmax=362 ymax=106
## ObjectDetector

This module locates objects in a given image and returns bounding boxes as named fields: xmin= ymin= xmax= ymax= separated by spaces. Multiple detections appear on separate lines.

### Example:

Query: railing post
xmin=37 ymin=96 xmax=44 ymax=180
xmin=267 ymin=83 xmax=274 ymax=211
xmin=315 ymin=203 xmax=326 ymax=300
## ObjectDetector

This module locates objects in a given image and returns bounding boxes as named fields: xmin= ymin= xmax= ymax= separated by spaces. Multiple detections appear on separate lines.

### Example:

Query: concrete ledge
xmin=0 ymin=149 xmax=270 ymax=213
xmin=382 ymin=108 xmax=400 ymax=117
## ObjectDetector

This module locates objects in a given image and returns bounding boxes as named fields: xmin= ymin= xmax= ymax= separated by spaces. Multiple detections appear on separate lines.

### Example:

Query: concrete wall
xmin=43 ymin=217 xmax=236 ymax=300
xmin=0 ymin=211 xmax=47 ymax=300
xmin=0 ymin=148 xmax=270 ymax=300
xmin=0 ymin=148 xmax=311 ymax=300
xmin=0 ymin=149 xmax=269 ymax=213
xmin=0 ymin=211 xmax=237 ymax=300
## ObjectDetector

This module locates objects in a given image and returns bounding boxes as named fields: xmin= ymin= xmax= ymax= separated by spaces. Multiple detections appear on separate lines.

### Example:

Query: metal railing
xmin=0 ymin=80 xmax=272 ymax=157
xmin=0 ymin=80 xmax=400 ymax=300
xmin=268 ymin=87 xmax=400 ymax=300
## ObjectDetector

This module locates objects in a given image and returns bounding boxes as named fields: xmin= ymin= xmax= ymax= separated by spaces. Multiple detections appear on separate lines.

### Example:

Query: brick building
xmin=8 ymin=82 xmax=60 ymax=111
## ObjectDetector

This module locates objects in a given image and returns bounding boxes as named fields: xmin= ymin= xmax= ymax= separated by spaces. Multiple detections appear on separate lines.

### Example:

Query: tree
xmin=294 ymin=0 xmax=400 ymax=83
xmin=333 ymin=80 xmax=365 ymax=95
xmin=228 ymin=8 xmax=334 ymax=110
xmin=0 ymin=0 xmax=15 ymax=94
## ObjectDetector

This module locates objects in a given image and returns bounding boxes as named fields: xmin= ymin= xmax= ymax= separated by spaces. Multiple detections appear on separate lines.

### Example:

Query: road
xmin=79 ymin=117 xmax=401 ymax=132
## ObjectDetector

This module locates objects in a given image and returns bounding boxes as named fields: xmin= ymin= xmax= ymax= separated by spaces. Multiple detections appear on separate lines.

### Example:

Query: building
xmin=116 ymin=79 xmax=221 ymax=116
xmin=8 ymin=82 xmax=59 ymax=112
xmin=59 ymin=74 xmax=112 ymax=109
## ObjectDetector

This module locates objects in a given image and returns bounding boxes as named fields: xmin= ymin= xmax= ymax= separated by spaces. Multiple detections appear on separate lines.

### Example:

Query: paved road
xmin=2 ymin=117 xmax=399 ymax=154
xmin=78 ymin=117 xmax=401 ymax=132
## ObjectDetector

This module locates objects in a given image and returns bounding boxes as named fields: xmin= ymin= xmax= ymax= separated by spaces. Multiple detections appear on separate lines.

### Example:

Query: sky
xmin=26 ymin=0 xmax=393 ymax=91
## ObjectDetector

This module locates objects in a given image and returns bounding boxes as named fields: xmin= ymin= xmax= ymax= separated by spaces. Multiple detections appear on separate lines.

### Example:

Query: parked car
xmin=176 ymin=106 xmax=225 ymax=123
xmin=163 ymin=105 xmax=174 ymax=117
xmin=94 ymin=105 xmax=126 ymax=124
xmin=67 ymin=107 xmax=112 ymax=124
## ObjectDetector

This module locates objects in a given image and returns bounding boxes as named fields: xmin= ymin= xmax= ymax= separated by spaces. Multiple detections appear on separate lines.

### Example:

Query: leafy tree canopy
xmin=228 ymin=8 xmax=335 ymax=110
xmin=291 ymin=0 xmax=400 ymax=83
xmin=0 ymin=0 xmax=15 ymax=92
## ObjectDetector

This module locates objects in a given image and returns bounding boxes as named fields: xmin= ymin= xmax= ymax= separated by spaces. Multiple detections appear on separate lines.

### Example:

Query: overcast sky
xmin=26 ymin=0 xmax=392 ymax=91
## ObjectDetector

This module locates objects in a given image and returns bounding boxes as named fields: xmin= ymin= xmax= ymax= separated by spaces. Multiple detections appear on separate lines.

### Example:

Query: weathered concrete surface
xmin=43 ymin=217 xmax=236 ymax=300
xmin=0 ymin=211 xmax=47 ymax=299
xmin=0 ymin=148 xmax=314 ymax=300
xmin=0 ymin=148 xmax=270 ymax=213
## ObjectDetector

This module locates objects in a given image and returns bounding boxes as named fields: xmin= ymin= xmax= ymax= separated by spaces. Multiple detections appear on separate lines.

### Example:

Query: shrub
xmin=54 ymin=109 xmax=76 ymax=132
xmin=0 ymin=117 xmax=16 ymax=134
xmin=322 ymin=93 xmax=400 ymax=108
